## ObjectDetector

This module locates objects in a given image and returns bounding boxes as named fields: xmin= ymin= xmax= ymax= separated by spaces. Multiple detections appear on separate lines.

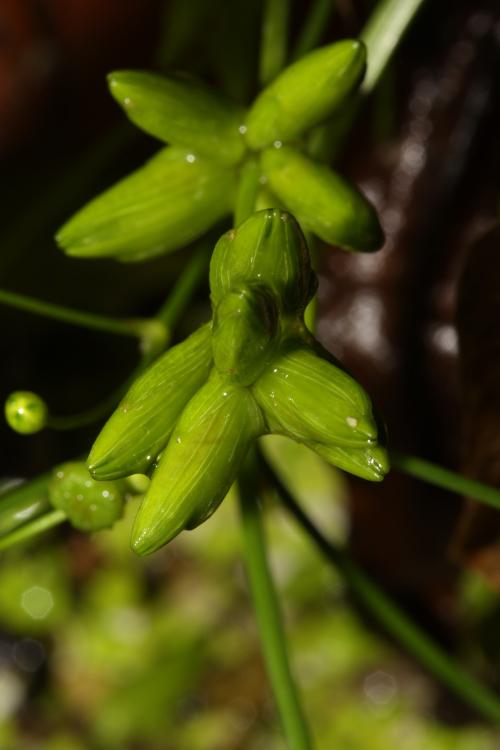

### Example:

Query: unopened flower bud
xmin=56 ymin=147 xmax=236 ymax=261
xmin=253 ymin=345 xmax=378 ymax=448
xmin=210 ymin=209 xmax=316 ymax=313
xmin=108 ymin=71 xmax=246 ymax=165
xmin=131 ymin=373 xmax=264 ymax=555
xmin=88 ymin=324 xmax=212 ymax=480
xmin=245 ymin=40 xmax=366 ymax=149
xmin=261 ymin=146 xmax=384 ymax=252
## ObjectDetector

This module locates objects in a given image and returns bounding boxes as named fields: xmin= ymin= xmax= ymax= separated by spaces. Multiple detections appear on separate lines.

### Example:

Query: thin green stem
xmin=391 ymin=452 xmax=500 ymax=511
xmin=0 ymin=475 xmax=51 ymax=536
xmin=0 ymin=510 xmax=66 ymax=552
xmin=0 ymin=288 xmax=141 ymax=339
xmin=259 ymin=0 xmax=290 ymax=86
xmin=291 ymin=0 xmax=335 ymax=61
xmin=155 ymin=239 xmax=210 ymax=329
xmin=360 ymin=0 xmax=427 ymax=96
xmin=235 ymin=159 xmax=262 ymax=226
xmin=262 ymin=454 xmax=500 ymax=724
xmin=238 ymin=457 xmax=313 ymax=749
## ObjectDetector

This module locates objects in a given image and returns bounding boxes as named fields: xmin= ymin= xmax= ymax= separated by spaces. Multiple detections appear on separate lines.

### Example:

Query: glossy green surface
xmin=108 ymin=71 xmax=246 ymax=164
xmin=245 ymin=40 xmax=366 ymax=149
xmin=210 ymin=208 xmax=316 ymax=313
xmin=88 ymin=324 xmax=213 ymax=480
xmin=261 ymin=146 xmax=384 ymax=251
xmin=131 ymin=373 xmax=264 ymax=555
xmin=49 ymin=462 xmax=124 ymax=532
xmin=4 ymin=391 xmax=48 ymax=435
xmin=56 ymin=147 xmax=236 ymax=261
xmin=212 ymin=287 xmax=278 ymax=385
xmin=253 ymin=344 xmax=378 ymax=448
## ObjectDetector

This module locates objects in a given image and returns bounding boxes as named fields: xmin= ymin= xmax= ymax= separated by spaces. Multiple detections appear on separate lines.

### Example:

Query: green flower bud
xmin=49 ymin=462 xmax=124 ymax=531
xmin=131 ymin=373 xmax=264 ymax=555
xmin=253 ymin=345 xmax=378 ymax=447
xmin=88 ymin=324 xmax=213 ymax=480
xmin=108 ymin=71 xmax=246 ymax=165
xmin=210 ymin=209 xmax=316 ymax=313
xmin=261 ymin=146 xmax=384 ymax=252
xmin=309 ymin=441 xmax=389 ymax=482
xmin=4 ymin=391 xmax=48 ymax=434
xmin=56 ymin=147 xmax=236 ymax=261
xmin=245 ymin=39 xmax=366 ymax=149
xmin=212 ymin=287 xmax=278 ymax=385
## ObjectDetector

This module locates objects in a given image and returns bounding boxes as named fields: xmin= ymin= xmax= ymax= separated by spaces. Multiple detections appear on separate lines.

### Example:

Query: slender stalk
xmin=0 ymin=288 xmax=141 ymax=340
xmin=238 ymin=457 xmax=313 ymax=749
xmin=262 ymin=454 xmax=500 ymax=724
xmin=0 ymin=475 xmax=51 ymax=536
xmin=291 ymin=0 xmax=335 ymax=61
xmin=0 ymin=510 xmax=66 ymax=552
xmin=155 ymin=239 xmax=211 ymax=329
xmin=391 ymin=452 xmax=500 ymax=511
xmin=259 ymin=0 xmax=290 ymax=86
xmin=360 ymin=0 xmax=427 ymax=96
xmin=235 ymin=159 xmax=262 ymax=226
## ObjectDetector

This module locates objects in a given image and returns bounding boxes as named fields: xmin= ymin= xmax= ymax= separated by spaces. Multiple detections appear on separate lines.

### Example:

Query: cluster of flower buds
xmin=56 ymin=40 xmax=382 ymax=260
xmin=88 ymin=210 xmax=388 ymax=555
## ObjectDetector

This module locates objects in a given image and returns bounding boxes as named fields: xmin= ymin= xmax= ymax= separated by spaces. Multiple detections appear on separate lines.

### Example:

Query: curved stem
xmin=0 ymin=510 xmax=66 ymax=552
xmin=238 ymin=457 xmax=313 ymax=749
xmin=0 ymin=288 xmax=141 ymax=339
xmin=360 ymin=0 xmax=427 ymax=96
xmin=291 ymin=0 xmax=335 ymax=61
xmin=0 ymin=475 xmax=51 ymax=536
xmin=261 ymin=453 xmax=500 ymax=724
xmin=391 ymin=452 xmax=500 ymax=511
xmin=235 ymin=159 xmax=262 ymax=226
xmin=155 ymin=239 xmax=211 ymax=329
xmin=259 ymin=0 xmax=290 ymax=86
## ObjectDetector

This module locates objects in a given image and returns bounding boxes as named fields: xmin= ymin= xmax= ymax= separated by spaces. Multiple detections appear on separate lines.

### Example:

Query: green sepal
xmin=245 ymin=39 xmax=366 ymax=149
xmin=108 ymin=71 xmax=246 ymax=165
xmin=56 ymin=147 xmax=236 ymax=261
xmin=88 ymin=324 xmax=213 ymax=480
xmin=261 ymin=146 xmax=384 ymax=252
xmin=212 ymin=287 xmax=278 ymax=385
xmin=49 ymin=462 xmax=124 ymax=532
xmin=308 ymin=441 xmax=389 ymax=482
xmin=131 ymin=372 xmax=264 ymax=555
xmin=210 ymin=209 xmax=317 ymax=313
xmin=253 ymin=344 xmax=378 ymax=448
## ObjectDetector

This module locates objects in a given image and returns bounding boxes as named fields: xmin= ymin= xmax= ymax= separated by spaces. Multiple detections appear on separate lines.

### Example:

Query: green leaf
xmin=210 ymin=208 xmax=316 ymax=313
xmin=88 ymin=324 xmax=213 ymax=480
xmin=253 ymin=344 xmax=379 ymax=447
xmin=131 ymin=372 xmax=264 ymax=555
xmin=245 ymin=39 xmax=366 ymax=149
xmin=261 ymin=146 xmax=384 ymax=251
xmin=108 ymin=71 xmax=246 ymax=165
xmin=56 ymin=147 xmax=236 ymax=261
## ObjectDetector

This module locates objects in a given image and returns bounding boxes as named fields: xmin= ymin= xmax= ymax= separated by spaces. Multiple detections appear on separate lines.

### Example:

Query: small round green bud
xmin=4 ymin=391 xmax=48 ymax=434
xmin=49 ymin=462 xmax=124 ymax=532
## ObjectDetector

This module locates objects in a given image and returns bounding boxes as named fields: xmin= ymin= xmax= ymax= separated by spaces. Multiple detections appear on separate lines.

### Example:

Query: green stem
xmin=360 ymin=0 xmax=427 ymax=96
xmin=391 ymin=452 xmax=500 ymax=511
xmin=291 ymin=0 xmax=335 ymax=61
xmin=235 ymin=159 xmax=262 ymax=226
xmin=0 ymin=288 xmax=141 ymax=340
xmin=0 ymin=510 xmax=66 ymax=552
xmin=238 ymin=458 xmax=313 ymax=749
xmin=0 ymin=475 xmax=51 ymax=536
xmin=259 ymin=0 xmax=290 ymax=86
xmin=155 ymin=239 xmax=211 ymax=329
xmin=263 ymin=455 xmax=500 ymax=724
